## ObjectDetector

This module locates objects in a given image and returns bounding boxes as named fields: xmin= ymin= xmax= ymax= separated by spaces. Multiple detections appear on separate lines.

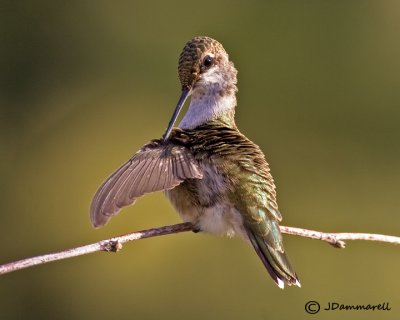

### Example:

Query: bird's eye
xmin=203 ymin=55 xmax=214 ymax=68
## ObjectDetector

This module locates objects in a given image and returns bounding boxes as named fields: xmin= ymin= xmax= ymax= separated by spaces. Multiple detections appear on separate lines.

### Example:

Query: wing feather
xmin=146 ymin=154 xmax=162 ymax=192
xmin=93 ymin=161 xmax=133 ymax=219
xmin=130 ymin=154 xmax=155 ymax=197
xmin=90 ymin=141 xmax=202 ymax=227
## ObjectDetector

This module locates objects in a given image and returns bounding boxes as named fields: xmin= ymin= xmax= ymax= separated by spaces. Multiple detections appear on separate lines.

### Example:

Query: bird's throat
xmin=179 ymin=89 xmax=237 ymax=129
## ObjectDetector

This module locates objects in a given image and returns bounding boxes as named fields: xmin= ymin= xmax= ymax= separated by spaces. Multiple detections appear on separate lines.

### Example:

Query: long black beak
xmin=162 ymin=87 xmax=190 ymax=143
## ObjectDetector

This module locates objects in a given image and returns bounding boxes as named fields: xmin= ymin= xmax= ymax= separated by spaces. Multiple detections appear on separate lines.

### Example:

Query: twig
xmin=0 ymin=223 xmax=193 ymax=276
xmin=0 ymin=223 xmax=399 ymax=276
xmin=279 ymin=226 xmax=400 ymax=248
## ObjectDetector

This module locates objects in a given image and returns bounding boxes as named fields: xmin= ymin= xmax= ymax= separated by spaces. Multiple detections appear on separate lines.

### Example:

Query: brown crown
xmin=178 ymin=36 xmax=227 ymax=89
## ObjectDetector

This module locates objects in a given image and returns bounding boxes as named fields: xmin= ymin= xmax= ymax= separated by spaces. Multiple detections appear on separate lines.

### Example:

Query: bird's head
xmin=163 ymin=36 xmax=237 ymax=141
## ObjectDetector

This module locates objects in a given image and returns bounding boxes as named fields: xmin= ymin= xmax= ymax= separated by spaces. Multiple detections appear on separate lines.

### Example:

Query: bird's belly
xmin=197 ymin=202 xmax=245 ymax=238
xmin=166 ymin=165 xmax=246 ymax=238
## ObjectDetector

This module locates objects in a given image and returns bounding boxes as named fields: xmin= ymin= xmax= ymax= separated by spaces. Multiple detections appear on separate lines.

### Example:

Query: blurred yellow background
xmin=1 ymin=1 xmax=400 ymax=319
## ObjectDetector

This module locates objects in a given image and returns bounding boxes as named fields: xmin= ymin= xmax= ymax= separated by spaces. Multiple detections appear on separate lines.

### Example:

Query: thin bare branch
xmin=279 ymin=226 xmax=400 ymax=248
xmin=0 ymin=223 xmax=193 ymax=276
xmin=1 ymin=223 xmax=399 ymax=276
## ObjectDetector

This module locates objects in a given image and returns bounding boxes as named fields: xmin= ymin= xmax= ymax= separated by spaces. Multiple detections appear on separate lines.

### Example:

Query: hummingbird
xmin=90 ymin=36 xmax=300 ymax=288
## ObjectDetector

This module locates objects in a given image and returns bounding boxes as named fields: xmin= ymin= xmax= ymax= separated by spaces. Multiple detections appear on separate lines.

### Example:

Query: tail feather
xmin=247 ymin=229 xmax=300 ymax=289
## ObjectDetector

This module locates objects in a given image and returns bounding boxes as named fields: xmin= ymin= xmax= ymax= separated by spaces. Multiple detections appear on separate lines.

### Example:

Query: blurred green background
xmin=1 ymin=1 xmax=400 ymax=319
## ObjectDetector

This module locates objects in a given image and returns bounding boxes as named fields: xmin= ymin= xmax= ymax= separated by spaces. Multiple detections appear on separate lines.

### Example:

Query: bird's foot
xmin=192 ymin=227 xmax=201 ymax=233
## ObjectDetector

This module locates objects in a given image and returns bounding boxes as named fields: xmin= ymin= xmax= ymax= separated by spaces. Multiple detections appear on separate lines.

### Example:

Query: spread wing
xmin=90 ymin=141 xmax=203 ymax=227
